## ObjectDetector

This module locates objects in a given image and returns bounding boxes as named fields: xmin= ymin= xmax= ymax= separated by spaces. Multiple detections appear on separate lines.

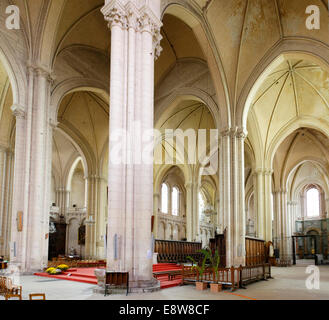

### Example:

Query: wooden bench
xmin=153 ymin=270 xmax=182 ymax=281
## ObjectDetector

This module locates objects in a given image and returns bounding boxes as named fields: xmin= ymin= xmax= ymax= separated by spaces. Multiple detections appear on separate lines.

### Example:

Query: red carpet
xmin=153 ymin=263 xmax=183 ymax=289
xmin=34 ymin=267 xmax=101 ymax=285
xmin=34 ymin=264 xmax=183 ymax=289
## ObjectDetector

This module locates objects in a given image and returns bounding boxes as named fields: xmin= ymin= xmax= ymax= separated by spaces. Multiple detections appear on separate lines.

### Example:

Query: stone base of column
xmin=5 ymin=262 xmax=44 ymax=277
xmin=93 ymin=269 xmax=160 ymax=294
xmin=93 ymin=279 xmax=160 ymax=295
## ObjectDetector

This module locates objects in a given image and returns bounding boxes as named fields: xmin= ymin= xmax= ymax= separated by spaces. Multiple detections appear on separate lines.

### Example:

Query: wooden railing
xmin=155 ymin=239 xmax=202 ymax=263
xmin=239 ymin=263 xmax=272 ymax=287
xmin=181 ymin=263 xmax=272 ymax=291
xmin=181 ymin=265 xmax=241 ymax=291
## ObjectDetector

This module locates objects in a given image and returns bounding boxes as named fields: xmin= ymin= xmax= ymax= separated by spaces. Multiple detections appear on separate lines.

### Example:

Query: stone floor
xmin=2 ymin=265 xmax=329 ymax=300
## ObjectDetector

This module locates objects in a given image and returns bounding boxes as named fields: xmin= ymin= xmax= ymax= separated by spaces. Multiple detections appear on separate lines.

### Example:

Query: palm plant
xmin=187 ymin=249 xmax=210 ymax=281
xmin=208 ymin=249 xmax=220 ymax=283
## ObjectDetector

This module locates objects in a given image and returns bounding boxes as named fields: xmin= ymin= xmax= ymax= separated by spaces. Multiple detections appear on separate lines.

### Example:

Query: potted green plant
xmin=187 ymin=249 xmax=210 ymax=290
xmin=208 ymin=249 xmax=222 ymax=292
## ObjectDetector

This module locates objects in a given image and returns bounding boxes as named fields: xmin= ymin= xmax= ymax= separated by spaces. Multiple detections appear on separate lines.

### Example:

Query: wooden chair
xmin=5 ymin=293 xmax=22 ymax=300
xmin=0 ymin=276 xmax=7 ymax=296
xmin=6 ymin=278 xmax=22 ymax=296
xmin=29 ymin=293 xmax=46 ymax=300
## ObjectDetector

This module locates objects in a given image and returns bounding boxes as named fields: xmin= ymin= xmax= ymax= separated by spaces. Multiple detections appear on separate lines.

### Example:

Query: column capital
xmin=11 ymin=104 xmax=26 ymax=119
xmin=102 ymin=1 xmax=128 ymax=29
xmin=220 ymin=127 xmax=247 ymax=139
xmin=185 ymin=182 xmax=193 ymax=189
xmin=253 ymin=168 xmax=273 ymax=175
xmin=49 ymin=119 xmax=59 ymax=129
xmin=85 ymin=175 xmax=101 ymax=181
xmin=101 ymin=1 xmax=162 ymax=59
xmin=273 ymin=188 xmax=287 ymax=194
xmin=27 ymin=64 xmax=55 ymax=84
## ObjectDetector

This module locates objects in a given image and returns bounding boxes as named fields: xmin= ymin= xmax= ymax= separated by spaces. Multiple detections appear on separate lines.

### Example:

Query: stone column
xmin=0 ymin=145 xmax=7 ymax=239
xmin=26 ymin=67 xmax=53 ymax=272
xmin=216 ymin=198 xmax=221 ymax=232
xmin=254 ymin=169 xmax=264 ymax=239
xmin=233 ymin=129 xmax=246 ymax=266
xmin=287 ymin=201 xmax=292 ymax=237
xmin=193 ymin=182 xmax=199 ymax=242
xmin=85 ymin=175 xmax=100 ymax=258
xmin=300 ymin=195 xmax=306 ymax=219
xmin=56 ymin=188 xmax=67 ymax=216
xmin=153 ymin=193 xmax=160 ymax=238
xmin=96 ymin=177 xmax=108 ymax=259
xmin=220 ymin=128 xmax=246 ymax=267
xmin=279 ymin=189 xmax=289 ymax=259
xmin=254 ymin=168 xmax=273 ymax=241
xmin=264 ymin=170 xmax=273 ymax=241
xmin=10 ymin=65 xmax=53 ymax=273
xmin=0 ymin=145 xmax=10 ymax=255
xmin=185 ymin=182 xmax=193 ymax=242
xmin=101 ymin=0 xmax=162 ymax=290
xmin=219 ymin=130 xmax=231 ymax=266
xmin=41 ymin=119 xmax=56 ymax=266
xmin=272 ymin=191 xmax=279 ymax=241
xmin=85 ymin=216 xmax=96 ymax=259
xmin=9 ymin=104 xmax=26 ymax=269
xmin=3 ymin=150 xmax=13 ymax=257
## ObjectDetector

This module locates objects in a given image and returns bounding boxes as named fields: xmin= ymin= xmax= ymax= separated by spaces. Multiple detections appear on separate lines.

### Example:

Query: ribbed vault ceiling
xmin=248 ymin=58 xmax=329 ymax=155
xmin=155 ymin=100 xmax=215 ymax=165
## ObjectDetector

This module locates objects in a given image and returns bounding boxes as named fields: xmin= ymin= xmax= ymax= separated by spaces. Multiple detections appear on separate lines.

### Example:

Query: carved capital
xmin=220 ymin=127 xmax=247 ymax=139
xmin=102 ymin=1 xmax=128 ymax=30
xmin=184 ymin=182 xmax=193 ymax=190
xmin=49 ymin=119 xmax=58 ymax=129
xmin=11 ymin=104 xmax=25 ymax=119
xmin=27 ymin=64 xmax=55 ymax=85
xmin=102 ymin=1 xmax=162 ymax=59
xmin=236 ymin=128 xmax=248 ymax=139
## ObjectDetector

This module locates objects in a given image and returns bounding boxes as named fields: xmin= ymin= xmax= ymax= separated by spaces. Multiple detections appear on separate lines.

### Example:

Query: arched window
xmin=161 ymin=183 xmax=169 ymax=214
xmin=306 ymin=188 xmax=320 ymax=217
xmin=172 ymin=187 xmax=179 ymax=216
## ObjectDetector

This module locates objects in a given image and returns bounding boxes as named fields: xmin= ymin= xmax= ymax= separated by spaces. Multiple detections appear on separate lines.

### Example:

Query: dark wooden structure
xmin=104 ymin=272 xmax=129 ymax=296
xmin=209 ymin=232 xmax=226 ymax=267
xmin=292 ymin=235 xmax=317 ymax=265
xmin=245 ymin=236 xmax=266 ymax=266
xmin=48 ymin=222 xmax=67 ymax=260
xmin=154 ymin=239 xmax=202 ymax=263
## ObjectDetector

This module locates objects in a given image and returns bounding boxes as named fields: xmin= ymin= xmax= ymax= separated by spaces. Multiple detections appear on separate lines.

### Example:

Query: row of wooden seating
xmin=47 ymin=259 xmax=106 ymax=269
xmin=245 ymin=237 xmax=266 ymax=266
xmin=4 ymin=293 xmax=46 ymax=300
xmin=155 ymin=240 xmax=202 ymax=263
